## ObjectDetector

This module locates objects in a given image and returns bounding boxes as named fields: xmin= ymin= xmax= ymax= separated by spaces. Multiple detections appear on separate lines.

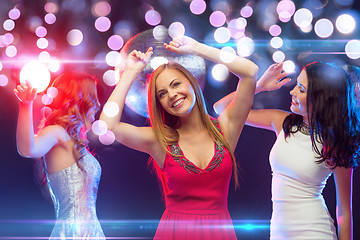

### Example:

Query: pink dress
xmin=153 ymin=120 xmax=237 ymax=240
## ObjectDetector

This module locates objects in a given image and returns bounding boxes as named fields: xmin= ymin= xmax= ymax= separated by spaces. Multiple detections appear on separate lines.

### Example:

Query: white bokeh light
xmin=336 ymin=14 xmax=356 ymax=34
xmin=214 ymin=27 xmax=230 ymax=43
xmin=67 ymin=29 xmax=83 ymax=46
xmin=168 ymin=22 xmax=185 ymax=38
xmin=103 ymin=101 xmax=120 ymax=117
xmin=236 ymin=37 xmax=255 ymax=57
xmin=19 ymin=61 xmax=51 ymax=93
xmin=345 ymin=40 xmax=360 ymax=59
xmin=103 ymin=69 xmax=119 ymax=86
xmin=294 ymin=8 xmax=313 ymax=29
xmin=105 ymin=51 xmax=122 ymax=67
xmin=283 ymin=60 xmax=296 ymax=73
xmin=314 ymin=18 xmax=333 ymax=38
xmin=219 ymin=46 xmax=236 ymax=63
xmin=92 ymin=120 xmax=108 ymax=136
xmin=212 ymin=64 xmax=229 ymax=81
xmin=272 ymin=51 xmax=286 ymax=63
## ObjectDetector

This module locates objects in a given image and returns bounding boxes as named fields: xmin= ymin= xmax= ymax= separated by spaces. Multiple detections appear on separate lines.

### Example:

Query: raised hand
xmin=125 ymin=47 xmax=153 ymax=72
xmin=14 ymin=81 xmax=37 ymax=103
xmin=256 ymin=62 xmax=294 ymax=92
xmin=164 ymin=36 xmax=199 ymax=55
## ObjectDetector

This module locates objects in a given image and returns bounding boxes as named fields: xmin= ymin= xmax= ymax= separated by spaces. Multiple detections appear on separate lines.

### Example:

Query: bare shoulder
xmin=271 ymin=110 xmax=291 ymax=135
xmin=37 ymin=125 xmax=71 ymax=142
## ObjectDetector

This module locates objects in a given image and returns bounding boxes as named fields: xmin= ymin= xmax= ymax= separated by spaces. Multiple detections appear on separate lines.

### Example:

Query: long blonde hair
xmin=148 ymin=62 xmax=239 ymax=188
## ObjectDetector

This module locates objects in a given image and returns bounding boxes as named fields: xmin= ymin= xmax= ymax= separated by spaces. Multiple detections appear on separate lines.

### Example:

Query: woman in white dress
xmin=214 ymin=62 xmax=359 ymax=240
xmin=14 ymin=72 xmax=105 ymax=239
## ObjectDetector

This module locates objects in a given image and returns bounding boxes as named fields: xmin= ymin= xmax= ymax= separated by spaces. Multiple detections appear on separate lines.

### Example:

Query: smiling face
xmin=290 ymin=69 xmax=309 ymax=121
xmin=155 ymin=68 xmax=196 ymax=117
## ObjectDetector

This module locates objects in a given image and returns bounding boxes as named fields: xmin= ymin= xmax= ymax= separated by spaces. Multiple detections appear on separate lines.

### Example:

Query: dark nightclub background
xmin=0 ymin=0 xmax=360 ymax=239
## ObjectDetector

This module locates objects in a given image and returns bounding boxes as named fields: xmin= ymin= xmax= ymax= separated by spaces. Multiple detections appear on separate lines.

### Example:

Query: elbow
xmin=250 ymin=64 xmax=259 ymax=79
xmin=17 ymin=148 xmax=34 ymax=158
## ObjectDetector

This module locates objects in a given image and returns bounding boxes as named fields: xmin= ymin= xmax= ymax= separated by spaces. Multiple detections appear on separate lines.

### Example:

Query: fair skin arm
xmin=99 ymin=48 xmax=165 ymax=163
xmin=333 ymin=167 xmax=353 ymax=240
xmin=165 ymin=36 xmax=259 ymax=150
xmin=14 ymin=82 xmax=64 ymax=158
xmin=213 ymin=62 xmax=293 ymax=136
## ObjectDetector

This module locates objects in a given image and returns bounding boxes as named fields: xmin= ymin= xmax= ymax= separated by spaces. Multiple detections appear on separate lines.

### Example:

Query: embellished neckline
xmin=299 ymin=122 xmax=310 ymax=135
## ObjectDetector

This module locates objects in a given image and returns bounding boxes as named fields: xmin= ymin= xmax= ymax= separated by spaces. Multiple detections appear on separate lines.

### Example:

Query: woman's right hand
xmin=125 ymin=47 xmax=153 ymax=73
xmin=14 ymin=81 xmax=37 ymax=103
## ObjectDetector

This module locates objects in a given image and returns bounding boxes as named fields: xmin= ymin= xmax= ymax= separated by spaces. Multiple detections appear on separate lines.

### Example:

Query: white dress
xmin=269 ymin=129 xmax=337 ymax=240
xmin=47 ymin=152 xmax=105 ymax=239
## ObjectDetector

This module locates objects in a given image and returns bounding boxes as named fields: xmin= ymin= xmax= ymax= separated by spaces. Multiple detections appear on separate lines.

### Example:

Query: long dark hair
xmin=283 ymin=62 xmax=360 ymax=168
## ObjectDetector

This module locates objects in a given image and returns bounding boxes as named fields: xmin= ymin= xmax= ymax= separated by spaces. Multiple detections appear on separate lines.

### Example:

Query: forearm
xmin=337 ymin=211 xmax=353 ymax=240
xmin=16 ymin=102 xmax=35 ymax=157
xmin=100 ymin=69 xmax=139 ymax=130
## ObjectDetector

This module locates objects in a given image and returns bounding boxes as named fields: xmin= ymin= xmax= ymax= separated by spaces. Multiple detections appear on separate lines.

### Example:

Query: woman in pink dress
xmin=100 ymin=36 xmax=259 ymax=239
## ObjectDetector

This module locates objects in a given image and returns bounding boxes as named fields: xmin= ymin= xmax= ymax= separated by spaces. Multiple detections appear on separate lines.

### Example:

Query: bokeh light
xmin=277 ymin=0 xmax=296 ymax=23
xmin=5 ymin=45 xmax=17 ymax=57
xmin=3 ymin=33 xmax=14 ymax=45
xmin=153 ymin=25 xmax=168 ymax=41
xmin=270 ymin=37 xmax=283 ymax=49
xmin=103 ymin=70 xmax=119 ymax=86
xmin=95 ymin=16 xmax=111 ymax=32
xmin=3 ymin=19 xmax=15 ymax=31
xmin=294 ymin=8 xmax=313 ymax=29
xmin=219 ymin=46 xmax=236 ymax=63
xmin=345 ymin=40 xmax=360 ymax=59
xmin=92 ymin=1 xmax=111 ymax=17
xmin=47 ymin=87 xmax=59 ymax=98
xmin=44 ymin=13 xmax=56 ymax=24
xmin=35 ymin=26 xmax=47 ymax=38
xmin=37 ymin=38 xmax=49 ymax=49
xmin=190 ymin=0 xmax=207 ymax=15
xmin=44 ymin=2 xmax=58 ymax=13
xmin=272 ymin=51 xmax=286 ymax=63
xmin=227 ymin=18 xmax=246 ymax=39
xmin=38 ymin=51 xmax=51 ymax=63
xmin=105 ymin=51 xmax=122 ymax=67
xmin=269 ymin=24 xmax=282 ymax=37
xmin=209 ymin=11 xmax=226 ymax=27
xmin=107 ymin=35 xmax=124 ymax=51
xmin=240 ymin=6 xmax=253 ymax=18
xmin=336 ymin=14 xmax=356 ymax=34
xmin=92 ymin=120 xmax=108 ymax=136
xmin=283 ymin=60 xmax=296 ymax=73
xmin=168 ymin=22 xmax=185 ymax=38
xmin=0 ymin=75 xmax=8 ymax=87
xmin=67 ymin=29 xmax=83 ymax=46
xmin=103 ymin=101 xmax=120 ymax=117
xmin=19 ymin=61 xmax=51 ymax=93
xmin=9 ymin=8 xmax=21 ymax=20
xmin=236 ymin=37 xmax=255 ymax=57
xmin=314 ymin=18 xmax=333 ymax=38
xmin=41 ymin=94 xmax=53 ymax=105
xmin=48 ymin=60 xmax=61 ymax=73
xmin=212 ymin=64 xmax=229 ymax=81
xmin=99 ymin=130 xmax=115 ymax=145
xmin=214 ymin=27 xmax=230 ymax=43
xmin=145 ymin=10 xmax=161 ymax=26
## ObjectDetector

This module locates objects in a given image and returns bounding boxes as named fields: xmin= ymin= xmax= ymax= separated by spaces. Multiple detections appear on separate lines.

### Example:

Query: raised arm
xmin=14 ymin=82 xmax=60 ymax=158
xmin=99 ymin=48 xmax=164 ymax=162
xmin=165 ymin=36 xmax=258 ymax=150
xmin=214 ymin=62 xmax=292 ymax=135
xmin=333 ymin=167 xmax=353 ymax=240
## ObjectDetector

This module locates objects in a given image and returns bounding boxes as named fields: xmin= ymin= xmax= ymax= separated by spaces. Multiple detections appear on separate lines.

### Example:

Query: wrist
xmin=255 ymin=83 xmax=265 ymax=94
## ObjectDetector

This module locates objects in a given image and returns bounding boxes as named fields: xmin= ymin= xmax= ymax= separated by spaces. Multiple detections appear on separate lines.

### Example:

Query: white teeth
xmin=172 ymin=99 xmax=184 ymax=107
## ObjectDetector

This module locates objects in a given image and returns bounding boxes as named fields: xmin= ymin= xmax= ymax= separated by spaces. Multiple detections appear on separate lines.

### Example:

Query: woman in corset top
xmin=14 ymin=72 xmax=105 ymax=239
xmin=214 ymin=62 xmax=360 ymax=240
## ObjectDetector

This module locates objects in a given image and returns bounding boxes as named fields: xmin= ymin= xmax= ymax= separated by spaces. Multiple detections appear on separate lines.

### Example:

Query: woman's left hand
xmin=164 ymin=36 xmax=199 ymax=55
